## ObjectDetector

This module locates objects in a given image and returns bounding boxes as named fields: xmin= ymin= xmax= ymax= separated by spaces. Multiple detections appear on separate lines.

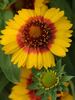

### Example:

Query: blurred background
xmin=0 ymin=0 xmax=75 ymax=99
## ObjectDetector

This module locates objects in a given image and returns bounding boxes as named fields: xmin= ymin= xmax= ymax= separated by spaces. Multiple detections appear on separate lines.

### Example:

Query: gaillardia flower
xmin=0 ymin=7 xmax=72 ymax=69
xmin=9 ymin=69 xmax=73 ymax=100
xmin=9 ymin=69 xmax=41 ymax=100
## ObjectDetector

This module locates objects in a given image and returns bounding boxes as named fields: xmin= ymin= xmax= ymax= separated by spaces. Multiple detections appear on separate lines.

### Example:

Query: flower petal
xmin=42 ymin=50 xmax=55 ymax=68
xmin=50 ymin=44 xmax=66 ymax=57
xmin=55 ymin=17 xmax=73 ymax=31
xmin=18 ymin=9 xmax=34 ymax=21
xmin=26 ymin=48 xmax=38 ymax=68
xmin=44 ymin=8 xmax=64 ymax=23
xmin=11 ymin=48 xmax=29 ymax=67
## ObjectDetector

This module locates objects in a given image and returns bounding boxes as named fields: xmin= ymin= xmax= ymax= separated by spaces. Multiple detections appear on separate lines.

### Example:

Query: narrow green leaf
xmin=50 ymin=90 xmax=56 ymax=100
xmin=62 ymin=75 xmax=74 ymax=82
xmin=57 ymin=58 xmax=62 ymax=67
xmin=57 ymin=65 xmax=65 ymax=77
xmin=56 ymin=58 xmax=62 ymax=71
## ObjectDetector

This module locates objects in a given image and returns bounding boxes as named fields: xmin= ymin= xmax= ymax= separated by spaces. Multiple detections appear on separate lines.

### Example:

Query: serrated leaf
xmin=0 ymin=45 xmax=20 ymax=83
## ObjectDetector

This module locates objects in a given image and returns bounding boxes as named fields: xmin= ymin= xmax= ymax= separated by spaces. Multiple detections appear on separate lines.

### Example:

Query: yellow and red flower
xmin=9 ymin=69 xmax=73 ymax=100
xmin=0 ymin=6 xmax=72 ymax=69
xmin=9 ymin=69 xmax=41 ymax=100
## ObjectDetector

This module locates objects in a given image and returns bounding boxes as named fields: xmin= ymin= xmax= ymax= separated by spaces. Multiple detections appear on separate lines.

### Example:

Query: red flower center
xmin=17 ymin=16 xmax=56 ymax=50
xmin=29 ymin=25 xmax=42 ymax=38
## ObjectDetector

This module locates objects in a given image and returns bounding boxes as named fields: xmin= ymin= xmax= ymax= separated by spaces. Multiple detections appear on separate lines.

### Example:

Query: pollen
xmin=29 ymin=26 xmax=41 ymax=38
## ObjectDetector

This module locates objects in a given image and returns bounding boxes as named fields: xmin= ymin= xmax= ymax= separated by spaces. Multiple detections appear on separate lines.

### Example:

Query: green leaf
xmin=50 ymin=90 xmax=56 ymax=100
xmin=0 ymin=10 xmax=13 ymax=30
xmin=56 ymin=58 xmax=62 ymax=67
xmin=28 ymin=83 xmax=39 ymax=90
xmin=3 ymin=10 xmax=13 ymax=21
xmin=56 ymin=58 xmax=62 ymax=71
xmin=58 ymin=65 xmax=65 ymax=77
xmin=32 ymin=68 xmax=41 ymax=78
xmin=62 ymin=75 xmax=74 ymax=82
xmin=32 ymin=68 xmax=38 ymax=76
xmin=0 ymin=0 xmax=9 ymax=10
xmin=0 ymin=45 xmax=20 ymax=83
xmin=42 ymin=93 xmax=48 ymax=100
xmin=0 ymin=11 xmax=5 ymax=30
xmin=36 ymin=89 xmax=44 ymax=96
xmin=56 ymin=59 xmax=65 ymax=76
